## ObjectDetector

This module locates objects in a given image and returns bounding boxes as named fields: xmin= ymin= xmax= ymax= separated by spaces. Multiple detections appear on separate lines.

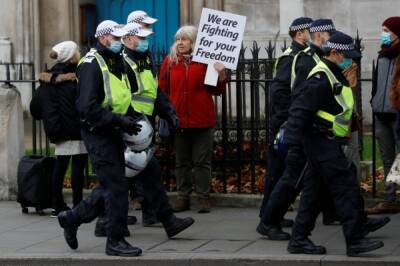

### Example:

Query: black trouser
xmin=292 ymin=135 xmax=365 ymax=244
xmin=71 ymin=129 xmax=129 ymax=239
xmin=110 ymin=156 xmax=173 ymax=224
xmin=259 ymin=145 xmax=286 ymax=217
xmin=260 ymin=147 xmax=336 ymax=225
xmin=136 ymin=156 xmax=173 ymax=222
xmin=52 ymin=154 xmax=88 ymax=209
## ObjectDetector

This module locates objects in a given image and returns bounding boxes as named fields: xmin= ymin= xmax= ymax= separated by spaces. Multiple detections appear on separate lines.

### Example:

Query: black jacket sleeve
xmin=284 ymin=74 xmax=331 ymax=146
xmin=269 ymin=56 xmax=293 ymax=134
xmin=154 ymin=88 xmax=177 ymax=119
xmin=291 ymin=55 xmax=316 ymax=101
xmin=75 ymin=60 xmax=119 ymax=129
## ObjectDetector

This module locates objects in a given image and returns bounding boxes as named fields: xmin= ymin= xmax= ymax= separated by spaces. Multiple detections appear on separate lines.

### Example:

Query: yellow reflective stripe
xmin=290 ymin=47 xmax=320 ymax=89
xmin=316 ymin=110 xmax=335 ymax=122
xmin=123 ymin=54 xmax=146 ymax=94
xmin=273 ymin=47 xmax=293 ymax=78
xmin=93 ymin=52 xmax=113 ymax=109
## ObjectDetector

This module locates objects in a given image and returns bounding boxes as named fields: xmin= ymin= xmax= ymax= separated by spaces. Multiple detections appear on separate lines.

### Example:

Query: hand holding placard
xmin=193 ymin=8 xmax=246 ymax=86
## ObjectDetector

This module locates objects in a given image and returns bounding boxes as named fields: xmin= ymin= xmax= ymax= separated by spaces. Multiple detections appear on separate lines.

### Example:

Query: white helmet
xmin=122 ymin=115 xmax=154 ymax=151
xmin=124 ymin=147 xmax=154 ymax=178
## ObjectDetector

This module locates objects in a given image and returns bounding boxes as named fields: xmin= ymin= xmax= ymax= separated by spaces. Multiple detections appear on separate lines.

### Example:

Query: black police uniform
xmin=260 ymin=43 xmax=336 ymax=228
xmin=123 ymin=47 xmax=178 ymax=223
xmin=71 ymin=43 xmax=137 ymax=239
xmin=259 ymin=40 xmax=307 ymax=216
xmin=286 ymin=58 xmax=368 ymax=250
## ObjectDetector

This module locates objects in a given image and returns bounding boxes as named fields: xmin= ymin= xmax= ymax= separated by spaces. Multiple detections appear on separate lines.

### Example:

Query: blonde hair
xmin=169 ymin=25 xmax=197 ymax=64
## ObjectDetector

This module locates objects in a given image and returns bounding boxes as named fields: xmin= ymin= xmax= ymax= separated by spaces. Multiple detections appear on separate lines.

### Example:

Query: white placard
xmin=204 ymin=64 xmax=219 ymax=86
xmin=193 ymin=8 xmax=246 ymax=71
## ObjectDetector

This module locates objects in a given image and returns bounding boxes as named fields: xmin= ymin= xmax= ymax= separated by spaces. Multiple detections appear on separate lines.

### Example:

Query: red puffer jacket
xmin=158 ymin=55 xmax=226 ymax=128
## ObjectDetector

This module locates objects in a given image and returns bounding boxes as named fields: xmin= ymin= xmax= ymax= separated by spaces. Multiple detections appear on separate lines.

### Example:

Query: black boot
xmin=287 ymin=237 xmax=326 ymax=254
xmin=363 ymin=216 xmax=390 ymax=236
xmin=127 ymin=215 xmax=138 ymax=225
xmin=57 ymin=210 xmax=79 ymax=250
xmin=256 ymin=221 xmax=290 ymax=240
xmin=95 ymin=218 xmax=130 ymax=237
xmin=162 ymin=215 xmax=195 ymax=238
xmin=143 ymin=210 xmax=159 ymax=227
xmin=347 ymin=238 xmax=384 ymax=257
xmin=105 ymin=237 xmax=142 ymax=257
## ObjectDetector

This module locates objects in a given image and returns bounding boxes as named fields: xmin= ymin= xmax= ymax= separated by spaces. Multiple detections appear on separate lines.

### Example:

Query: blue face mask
xmin=337 ymin=57 xmax=352 ymax=70
xmin=108 ymin=40 xmax=122 ymax=53
xmin=134 ymin=39 xmax=149 ymax=53
xmin=381 ymin=31 xmax=392 ymax=46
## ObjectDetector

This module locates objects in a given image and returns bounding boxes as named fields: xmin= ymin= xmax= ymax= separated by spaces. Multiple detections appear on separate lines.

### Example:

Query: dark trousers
xmin=136 ymin=156 xmax=173 ymax=222
xmin=175 ymin=128 xmax=214 ymax=200
xmin=260 ymin=147 xmax=336 ymax=225
xmin=292 ymin=135 xmax=365 ymax=244
xmin=51 ymin=154 xmax=88 ymax=209
xmin=259 ymin=145 xmax=286 ymax=217
xmin=72 ymin=130 xmax=129 ymax=239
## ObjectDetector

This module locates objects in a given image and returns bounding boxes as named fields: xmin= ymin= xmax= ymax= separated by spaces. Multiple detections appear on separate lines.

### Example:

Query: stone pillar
xmin=0 ymin=85 xmax=25 ymax=200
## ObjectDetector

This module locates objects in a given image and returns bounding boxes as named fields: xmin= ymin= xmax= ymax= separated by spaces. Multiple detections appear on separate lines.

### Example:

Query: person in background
xmin=368 ymin=16 xmax=400 ymax=214
xmin=30 ymin=41 xmax=88 ymax=217
xmin=158 ymin=25 xmax=227 ymax=213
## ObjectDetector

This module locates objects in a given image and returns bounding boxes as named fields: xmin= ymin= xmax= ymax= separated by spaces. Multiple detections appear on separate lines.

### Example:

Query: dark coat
xmin=30 ymin=62 xmax=81 ymax=143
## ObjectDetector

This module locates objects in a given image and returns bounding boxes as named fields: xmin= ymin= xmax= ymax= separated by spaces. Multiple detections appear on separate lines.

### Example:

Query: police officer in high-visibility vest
xmin=259 ymin=17 xmax=313 ymax=225
xmin=285 ymin=31 xmax=385 ymax=256
xmin=123 ymin=17 xmax=181 ymax=222
xmin=93 ymin=22 xmax=194 ymax=236
xmin=257 ymin=20 xmax=338 ymax=241
xmin=56 ymin=20 xmax=144 ymax=256
xmin=291 ymin=19 xmax=336 ymax=99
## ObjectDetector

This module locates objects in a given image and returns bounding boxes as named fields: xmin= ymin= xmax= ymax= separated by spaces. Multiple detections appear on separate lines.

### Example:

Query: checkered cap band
xmin=309 ymin=24 xmax=335 ymax=33
xmin=289 ymin=23 xmax=312 ymax=32
xmin=324 ymin=41 xmax=355 ymax=51
xmin=128 ymin=16 xmax=144 ymax=24
xmin=95 ymin=27 xmax=113 ymax=38
xmin=126 ymin=27 xmax=140 ymax=36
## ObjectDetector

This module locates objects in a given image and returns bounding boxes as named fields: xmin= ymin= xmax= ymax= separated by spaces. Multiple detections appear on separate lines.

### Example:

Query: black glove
xmin=118 ymin=115 xmax=142 ymax=135
xmin=166 ymin=111 xmax=179 ymax=131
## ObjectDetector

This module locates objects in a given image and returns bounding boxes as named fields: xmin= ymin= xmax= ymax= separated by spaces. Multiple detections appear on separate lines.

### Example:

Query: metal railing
xmin=1 ymin=35 xmax=379 ymax=195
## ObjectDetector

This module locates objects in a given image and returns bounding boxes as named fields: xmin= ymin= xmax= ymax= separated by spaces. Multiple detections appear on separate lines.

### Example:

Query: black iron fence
xmin=0 ymin=36 xmax=379 ymax=195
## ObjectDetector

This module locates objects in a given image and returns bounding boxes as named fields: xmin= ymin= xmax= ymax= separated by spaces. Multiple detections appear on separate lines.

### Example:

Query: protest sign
xmin=193 ymin=8 xmax=246 ymax=85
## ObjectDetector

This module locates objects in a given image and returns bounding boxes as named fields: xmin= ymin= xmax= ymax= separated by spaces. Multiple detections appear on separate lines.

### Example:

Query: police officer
xmin=258 ymin=20 xmax=338 ymax=241
xmin=259 ymin=17 xmax=313 ymax=224
xmin=121 ymin=22 xmax=194 ymax=231
xmin=127 ymin=10 xmax=157 ymax=29
xmin=57 ymin=20 xmax=143 ymax=256
xmin=94 ymin=21 xmax=194 ymax=237
xmin=123 ymin=13 xmax=176 ymax=226
xmin=285 ymin=31 xmax=385 ymax=256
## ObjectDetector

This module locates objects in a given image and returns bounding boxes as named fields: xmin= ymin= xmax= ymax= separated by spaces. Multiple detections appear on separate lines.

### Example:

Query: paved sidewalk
xmin=0 ymin=201 xmax=399 ymax=265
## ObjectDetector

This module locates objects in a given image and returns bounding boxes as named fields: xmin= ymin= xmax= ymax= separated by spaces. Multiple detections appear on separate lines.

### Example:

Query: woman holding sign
xmin=159 ymin=25 xmax=227 ymax=213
